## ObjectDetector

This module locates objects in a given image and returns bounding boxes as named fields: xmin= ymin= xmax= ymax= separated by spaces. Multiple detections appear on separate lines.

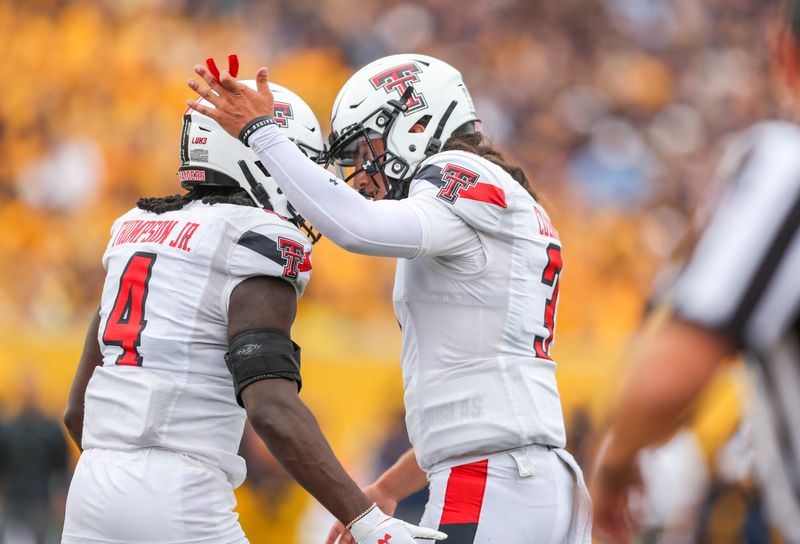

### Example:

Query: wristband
xmin=239 ymin=116 xmax=278 ymax=147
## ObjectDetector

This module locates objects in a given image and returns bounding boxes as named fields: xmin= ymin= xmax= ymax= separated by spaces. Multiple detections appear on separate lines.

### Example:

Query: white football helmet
xmin=328 ymin=53 xmax=479 ymax=199
xmin=179 ymin=81 xmax=325 ymax=241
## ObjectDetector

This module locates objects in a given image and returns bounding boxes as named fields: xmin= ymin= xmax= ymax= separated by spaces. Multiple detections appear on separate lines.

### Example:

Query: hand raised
xmin=186 ymin=61 xmax=275 ymax=140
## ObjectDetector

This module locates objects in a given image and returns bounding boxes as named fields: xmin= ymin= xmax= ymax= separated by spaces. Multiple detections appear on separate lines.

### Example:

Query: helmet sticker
xmin=273 ymin=102 xmax=294 ymax=128
xmin=369 ymin=62 xmax=427 ymax=114
xmin=178 ymin=169 xmax=206 ymax=183
xmin=189 ymin=148 xmax=209 ymax=162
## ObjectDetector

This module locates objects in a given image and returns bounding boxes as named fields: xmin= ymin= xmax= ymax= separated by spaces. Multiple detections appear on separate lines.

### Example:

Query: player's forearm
xmin=601 ymin=318 xmax=730 ymax=471
xmin=248 ymin=125 xmax=422 ymax=258
xmin=245 ymin=387 xmax=372 ymax=524
xmin=64 ymin=307 xmax=103 ymax=450
xmin=374 ymin=448 xmax=428 ymax=502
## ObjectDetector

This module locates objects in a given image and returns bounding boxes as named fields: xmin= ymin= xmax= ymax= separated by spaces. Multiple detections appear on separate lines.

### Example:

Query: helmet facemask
xmin=327 ymin=91 xmax=414 ymax=200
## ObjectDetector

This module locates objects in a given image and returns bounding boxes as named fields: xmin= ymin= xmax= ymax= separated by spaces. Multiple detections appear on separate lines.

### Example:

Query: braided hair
xmin=137 ymin=187 xmax=256 ymax=214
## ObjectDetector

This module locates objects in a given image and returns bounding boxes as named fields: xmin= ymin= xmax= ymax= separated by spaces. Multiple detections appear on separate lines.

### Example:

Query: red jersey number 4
xmin=102 ymin=252 xmax=157 ymax=366
xmin=534 ymin=244 xmax=562 ymax=360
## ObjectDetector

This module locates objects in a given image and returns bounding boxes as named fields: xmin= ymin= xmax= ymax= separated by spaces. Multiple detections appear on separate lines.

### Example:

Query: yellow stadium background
xmin=0 ymin=0 xmax=777 ymax=542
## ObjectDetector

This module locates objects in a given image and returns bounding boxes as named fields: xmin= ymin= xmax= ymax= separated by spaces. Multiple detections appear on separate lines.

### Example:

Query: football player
xmin=187 ymin=54 xmax=592 ymax=543
xmin=585 ymin=2 xmax=800 ymax=542
xmin=61 ymin=79 xmax=445 ymax=544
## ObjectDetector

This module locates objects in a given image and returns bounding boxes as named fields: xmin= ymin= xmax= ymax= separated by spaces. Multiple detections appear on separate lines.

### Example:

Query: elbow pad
xmin=224 ymin=329 xmax=302 ymax=407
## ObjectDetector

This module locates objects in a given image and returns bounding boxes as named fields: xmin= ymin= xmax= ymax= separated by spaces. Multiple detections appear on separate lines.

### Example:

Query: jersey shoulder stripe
xmin=416 ymin=162 xmax=507 ymax=209
xmin=237 ymin=230 xmax=312 ymax=274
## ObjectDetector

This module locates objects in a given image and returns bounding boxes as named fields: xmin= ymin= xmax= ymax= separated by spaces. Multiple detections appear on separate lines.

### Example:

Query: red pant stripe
xmin=439 ymin=459 xmax=489 ymax=525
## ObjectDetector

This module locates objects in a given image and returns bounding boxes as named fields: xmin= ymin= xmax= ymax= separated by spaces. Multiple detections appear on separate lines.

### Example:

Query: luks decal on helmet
xmin=327 ymin=54 xmax=479 ymax=200
xmin=178 ymin=81 xmax=325 ymax=242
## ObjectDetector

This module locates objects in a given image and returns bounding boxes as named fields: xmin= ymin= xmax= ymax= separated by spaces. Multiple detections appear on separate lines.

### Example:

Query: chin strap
xmin=424 ymin=100 xmax=458 ymax=157
xmin=238 ymin=160 xmax=272 ymax=209
xmin=386 ymin=177 xmax=411 ymax=200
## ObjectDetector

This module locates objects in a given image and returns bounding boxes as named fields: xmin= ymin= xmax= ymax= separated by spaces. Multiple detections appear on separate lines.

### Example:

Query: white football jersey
xmin=396 ymin=150 xmax=566 ymax=471
xmin=82 ymin=200 xmax=312 ymax=488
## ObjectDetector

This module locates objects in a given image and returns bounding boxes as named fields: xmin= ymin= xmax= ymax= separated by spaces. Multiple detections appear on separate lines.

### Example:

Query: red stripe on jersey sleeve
xmin=298 ymin=253 xmax=312 ymax=272
xmin=459 ymin=182 xmax=507 ymax=208
xmin=439 ymin=459 xmax=489 ymax=525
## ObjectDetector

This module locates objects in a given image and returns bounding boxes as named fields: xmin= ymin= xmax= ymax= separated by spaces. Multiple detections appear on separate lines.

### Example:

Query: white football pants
xmin=62 ymin=448 xmax=248 ymax=544
xmin=419 ymin=445 xmax=592 ymax=543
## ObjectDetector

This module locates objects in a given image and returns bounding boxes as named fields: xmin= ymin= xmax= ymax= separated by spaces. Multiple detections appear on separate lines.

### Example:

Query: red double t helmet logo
xmin=369 ymin=62 xmax=427 ymax=114
xmin=272 ymin=102 xmax=294 ymax=128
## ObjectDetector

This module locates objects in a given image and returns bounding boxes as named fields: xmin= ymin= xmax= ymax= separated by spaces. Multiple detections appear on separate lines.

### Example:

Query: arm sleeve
xmin=672 ymin=122 xmax=800 ymax=352
xmin=248 ymin=124 xmax=423 ymax=258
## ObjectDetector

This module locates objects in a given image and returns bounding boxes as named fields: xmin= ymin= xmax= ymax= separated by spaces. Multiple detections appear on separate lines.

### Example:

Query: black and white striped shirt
xmin=672 ymin=121 xmax=800 ymax=541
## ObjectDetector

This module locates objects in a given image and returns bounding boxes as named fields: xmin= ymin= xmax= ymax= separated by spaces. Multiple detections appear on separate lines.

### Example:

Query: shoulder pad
xmin=415 ymin=151 xmax=508 ymax=209
xmin=235 ymin=223 xmax=312 ymax=282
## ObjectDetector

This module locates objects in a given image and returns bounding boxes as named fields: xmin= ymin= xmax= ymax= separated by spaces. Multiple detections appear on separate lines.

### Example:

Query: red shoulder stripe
xmin=460 ymin=182 xmax=507 ymax=208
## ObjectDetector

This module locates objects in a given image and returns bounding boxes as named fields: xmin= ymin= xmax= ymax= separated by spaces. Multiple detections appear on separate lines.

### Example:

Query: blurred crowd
xmin=0 ymin=0 xmax=789 ymax=542
xmin=0 ymin=0 xmax=783 ymax=332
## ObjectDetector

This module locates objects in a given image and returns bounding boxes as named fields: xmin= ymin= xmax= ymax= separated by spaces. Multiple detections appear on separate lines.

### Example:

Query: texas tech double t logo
xmin=277 ymin=237 xmax=305 ymax=279
xmin=370 ymin=63 xmax=427 ymax=114
xmin=272 ymin=102 xmax=294 ymax=128
xmin=437 ymin=164 xmax=480 ymax=204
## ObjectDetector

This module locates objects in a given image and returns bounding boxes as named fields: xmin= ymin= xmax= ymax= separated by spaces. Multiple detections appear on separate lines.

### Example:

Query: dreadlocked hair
xmin=137 ymin=187 xmax=256 ymax=214
xmin=441 ymin=131 xmax=537 ymax=200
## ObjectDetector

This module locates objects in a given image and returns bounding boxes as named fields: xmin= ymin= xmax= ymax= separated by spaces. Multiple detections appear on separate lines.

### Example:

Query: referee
xmin=590 ymin=1 xmax=800 ymax=541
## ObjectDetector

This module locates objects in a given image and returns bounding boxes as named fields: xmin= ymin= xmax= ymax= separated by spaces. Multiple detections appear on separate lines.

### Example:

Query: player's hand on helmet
xmin=336 ymin=504 xmax=446 ymax=544
xmin=187 ymin=62 xmax=275 ymax=139
xmin=326 ymin=484 xmax=399 ymax=544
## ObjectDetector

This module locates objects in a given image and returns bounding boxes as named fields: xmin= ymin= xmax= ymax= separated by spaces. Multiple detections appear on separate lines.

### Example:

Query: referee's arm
xmin=592 ymin=122 xmax=800 ymax=541
xmin=595 ymin=315 xmax=734 ymax=471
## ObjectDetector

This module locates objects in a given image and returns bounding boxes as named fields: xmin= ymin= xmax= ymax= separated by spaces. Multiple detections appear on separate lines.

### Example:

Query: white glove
xmin=348 ymin=504 xmax=447 ymax=544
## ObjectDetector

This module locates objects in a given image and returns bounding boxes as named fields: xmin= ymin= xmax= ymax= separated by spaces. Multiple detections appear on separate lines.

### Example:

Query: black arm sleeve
xmin=225 ymin=329 xmax=302 ymax=407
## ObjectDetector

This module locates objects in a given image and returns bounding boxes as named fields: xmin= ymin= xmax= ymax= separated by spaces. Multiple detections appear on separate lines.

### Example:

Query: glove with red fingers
xmin=348 ymin=504 xmax=447 ymax=544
